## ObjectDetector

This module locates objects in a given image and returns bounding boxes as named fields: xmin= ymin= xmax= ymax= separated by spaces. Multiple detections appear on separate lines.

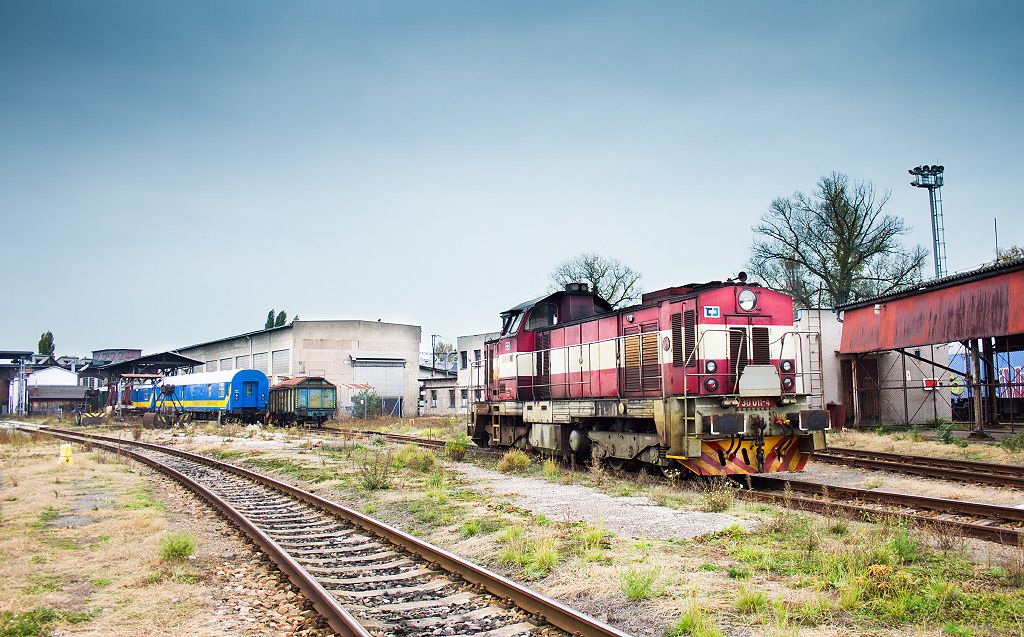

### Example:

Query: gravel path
xmin=453 ymin=464 xmax=747 ymax=539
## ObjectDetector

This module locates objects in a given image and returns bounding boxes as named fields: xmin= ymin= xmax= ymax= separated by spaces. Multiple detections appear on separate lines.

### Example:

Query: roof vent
xmin=565 ymin=282 xmax=590 ymax=293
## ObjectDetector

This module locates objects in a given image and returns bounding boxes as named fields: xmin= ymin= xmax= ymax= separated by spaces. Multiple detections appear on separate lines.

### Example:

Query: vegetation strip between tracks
xmin=812 ymin=447 xmax=1024 ymax=488
xmin=304 ymin=428 xmax=1024 ymax=547
xmin=14 ymin=424 xmax=631 ymax=637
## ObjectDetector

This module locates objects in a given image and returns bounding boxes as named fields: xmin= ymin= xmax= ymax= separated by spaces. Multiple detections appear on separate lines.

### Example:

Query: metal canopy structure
xmin=837 ymin=257 xmax=1024 ymax=435
xmin=97 ymin=351 xmax=203 ymax=409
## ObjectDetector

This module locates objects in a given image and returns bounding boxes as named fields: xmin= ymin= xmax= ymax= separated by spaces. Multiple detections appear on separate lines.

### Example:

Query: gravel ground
xmin=453 ymin=464 xmax=748 ymax=539
xmin=783 ymin=462 xmax=1024 ymax=507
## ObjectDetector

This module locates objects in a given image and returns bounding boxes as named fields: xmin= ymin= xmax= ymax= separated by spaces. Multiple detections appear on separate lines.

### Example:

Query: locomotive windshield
xmin=500 ymin=311 xmax=523 ymax=336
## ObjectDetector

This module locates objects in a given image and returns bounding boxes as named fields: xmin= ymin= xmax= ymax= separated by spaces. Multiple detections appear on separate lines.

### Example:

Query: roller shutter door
xmin=220 ymin=358 xmax=232 ymax=371
xmin=236 ymin=355 xmax=249 ymax=369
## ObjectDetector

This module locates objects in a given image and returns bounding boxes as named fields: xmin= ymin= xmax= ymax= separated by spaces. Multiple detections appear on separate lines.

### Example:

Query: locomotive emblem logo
xmin=703 ymin=306 xmax=720 ymax=318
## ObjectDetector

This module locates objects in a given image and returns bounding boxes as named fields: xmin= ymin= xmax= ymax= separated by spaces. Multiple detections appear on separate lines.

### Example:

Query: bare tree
xmin=747 ymin=173 xmax=927 ymax=308
xmin=997 ymin=245 xmax=1024 ymax=263
xmin=550 ymin=253 xmax=643 ymax=308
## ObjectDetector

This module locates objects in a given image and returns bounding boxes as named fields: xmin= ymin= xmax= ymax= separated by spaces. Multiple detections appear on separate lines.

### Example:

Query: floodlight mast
xmin=909 ymin=164 xmax=947 ymax=278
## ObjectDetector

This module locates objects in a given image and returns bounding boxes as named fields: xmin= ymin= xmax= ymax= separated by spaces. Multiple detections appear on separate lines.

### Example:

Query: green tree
xmin=351 ymin=387 xmax=381 ymax=418
xmin=432 ymin=340 xmax=456 ymax=371
xmin=747 ymin=172 xmax=927 ymax=308
xmin=265 ymin=309 xmax=275 ymax=329
xmin=274 ymin=311 xmax=287 ymax=327
xmin=37 ymin=331 xmax=55 ymax=356
xmin=550 ymin=253 xmax=643 ymax=309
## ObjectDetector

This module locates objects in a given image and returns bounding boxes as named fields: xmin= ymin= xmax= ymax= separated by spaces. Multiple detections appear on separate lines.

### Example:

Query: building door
xmin=855 ymin=358 xmax=881 ymax=423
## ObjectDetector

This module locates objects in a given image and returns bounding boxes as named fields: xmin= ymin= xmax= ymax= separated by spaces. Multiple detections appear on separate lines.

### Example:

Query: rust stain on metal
xmin=840 ymin=269 xmax=1024 ymax=353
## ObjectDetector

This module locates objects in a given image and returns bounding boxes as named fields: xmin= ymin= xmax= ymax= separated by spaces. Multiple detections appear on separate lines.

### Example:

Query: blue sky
xmin=2 ymin=1 xmax=1021 ymax=356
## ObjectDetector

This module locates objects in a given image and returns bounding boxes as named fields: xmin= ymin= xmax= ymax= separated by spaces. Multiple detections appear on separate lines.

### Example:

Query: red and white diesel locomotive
xmin=468 ymin=275 xmax=829 ymax=476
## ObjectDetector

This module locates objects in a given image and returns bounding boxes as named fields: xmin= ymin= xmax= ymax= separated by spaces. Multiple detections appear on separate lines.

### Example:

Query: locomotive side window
xmin=526 ymin=303 xmax=558 ymax=330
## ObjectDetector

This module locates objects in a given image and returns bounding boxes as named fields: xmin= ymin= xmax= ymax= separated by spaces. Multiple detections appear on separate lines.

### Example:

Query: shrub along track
xmin=332 ymin=429 xmax=1024 ymax=547
xmin=811 ymin=446 xmax=1024 ymax=489
xmin=8 ymin=423 xmax=631 ymax=637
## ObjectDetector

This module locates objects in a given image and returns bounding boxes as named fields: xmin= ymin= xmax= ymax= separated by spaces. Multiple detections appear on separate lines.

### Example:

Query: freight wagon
xmin=268 ymin=376 xmax=337 ymax=425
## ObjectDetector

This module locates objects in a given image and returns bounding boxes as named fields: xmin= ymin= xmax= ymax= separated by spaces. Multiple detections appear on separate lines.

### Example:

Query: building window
xmin=220 ymin=357 xmax=232 ymax=371
xmin=236 ymin=355 xmax=249 ymax=369
xmin=474 ymin=349 xmax=481 ymax=362
xmin=430 ymin=390 xmax=437 ymax=408
xmin=448 ymin=389 xmax=456 ymax=407
xmin=252 ymin=352 xmax=269 ymax=373
xmin=207 ymin=360 xmax=218 ymax=372
xmin=461 ymin=389 xmax=468 ymax=407
xmin=460 ymin=351 xmax=468 ymax=369
xmin=475 ymin=389 xmax=483 ymax=402
xmin=271 ymin=350 xmax=289 ymax=375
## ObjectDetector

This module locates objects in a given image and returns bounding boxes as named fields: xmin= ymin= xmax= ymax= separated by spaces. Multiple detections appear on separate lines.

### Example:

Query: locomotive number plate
xmin=736 ymin=397 xmax=774 ymax=410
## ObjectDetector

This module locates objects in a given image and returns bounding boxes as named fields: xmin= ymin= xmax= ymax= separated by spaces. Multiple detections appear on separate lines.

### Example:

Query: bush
xmin=445 ymin=433 xmax=469 ymax=461
xmin=735 ymin=586 xmax=768 ymax=614
xmin=542 ymin=458 xmax=559 ymax=479
xmin=619 ymin=566 xmax=663 ymax=601
xmin=351 ymin=388 xmax=381 ymax=418
xmin=1000 ymin=430 xmax=1024 ymax=453
xmin=359 ymin=449 xmax=393 ymax=490
xmin=158 ymin=531 xmax=196 ymax=561
xmin=698 ymin=477 xmax=736 ymax=512
xmin=497 ymin=449 xmax=531 ymax=473
xmin=393 ymin=444 xmax=437 ymax=472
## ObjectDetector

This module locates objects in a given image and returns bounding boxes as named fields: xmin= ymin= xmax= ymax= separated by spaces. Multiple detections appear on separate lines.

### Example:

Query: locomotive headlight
xmin=704 ymin=377 xmax=718 ymax=392
xmin=705 ymin=360 xmax=718 ymax=374
xmin=738 ymin=288 xmax=757 ymax=312
xmin=782 ymin=377 xmax=794 ymax=390
xmin=780 ymin=360 xmax=794 ymax=374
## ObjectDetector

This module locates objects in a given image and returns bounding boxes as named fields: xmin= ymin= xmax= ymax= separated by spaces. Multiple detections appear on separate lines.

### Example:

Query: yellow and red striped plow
xmin=674 ymin=435 xmax=808 ymax=476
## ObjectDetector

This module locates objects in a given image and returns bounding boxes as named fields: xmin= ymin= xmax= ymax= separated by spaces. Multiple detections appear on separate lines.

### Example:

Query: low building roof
xmin=29 ymin=385 xmax=88 ymax=400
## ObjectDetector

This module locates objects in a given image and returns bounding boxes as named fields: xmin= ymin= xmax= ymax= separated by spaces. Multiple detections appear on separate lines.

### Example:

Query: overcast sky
xmin=2 ymin=1 xmax=1021 ymax=357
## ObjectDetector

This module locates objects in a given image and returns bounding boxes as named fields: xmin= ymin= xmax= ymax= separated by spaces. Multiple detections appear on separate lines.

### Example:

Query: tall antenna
xmin=909 ymin=164 xmax=947 ymax=278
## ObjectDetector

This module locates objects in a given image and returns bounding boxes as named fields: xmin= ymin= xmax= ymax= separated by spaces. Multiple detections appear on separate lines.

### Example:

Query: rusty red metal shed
xmin=838 ymin=258 xmax=1024 ymax=354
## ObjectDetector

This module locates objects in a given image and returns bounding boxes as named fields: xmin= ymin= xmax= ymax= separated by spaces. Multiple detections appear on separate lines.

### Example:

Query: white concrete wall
xmin=456 ymin=332 xmax=498 ymax=398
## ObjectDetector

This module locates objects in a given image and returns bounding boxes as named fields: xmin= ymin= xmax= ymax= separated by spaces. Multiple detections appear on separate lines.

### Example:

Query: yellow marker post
xmin=59 ymin=443 xmax=73 ymax=465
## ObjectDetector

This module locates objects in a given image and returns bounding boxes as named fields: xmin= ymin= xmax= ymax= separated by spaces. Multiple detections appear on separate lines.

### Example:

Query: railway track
xmin=324 ymin=429 xmax=1024 ymax=547
xmin=812 ymin=446 xmax=1024 ymax=489
xmin=8 ymin=423 xmax=630 ymax=637
xmin=745 ymin=475 xmax=1024 ymax=546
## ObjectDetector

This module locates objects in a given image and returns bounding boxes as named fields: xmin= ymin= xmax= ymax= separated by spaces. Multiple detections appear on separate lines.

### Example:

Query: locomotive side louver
xmin=535 ymin=330 xmax=551 ymax=399
xmin=683 ymin=309 xmax=696 ymax=367
xmin=752 ymin=327 xmax=771 ymax=365
xmin=671 ymin=313 xmax=684 ymax=366
xmin=729 ymin=327 xmax=748 ymax=390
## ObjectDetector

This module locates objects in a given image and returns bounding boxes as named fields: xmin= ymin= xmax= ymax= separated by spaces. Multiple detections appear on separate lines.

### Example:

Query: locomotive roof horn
xmin=727 ymin=271 xmax=748 ymax=284
xmin=564 ymin=282 xmax=590 ymax=293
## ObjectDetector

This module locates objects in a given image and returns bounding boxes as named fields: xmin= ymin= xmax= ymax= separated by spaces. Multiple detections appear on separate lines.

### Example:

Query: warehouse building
xmin=175 ymin=320 xmax=421 ymax=417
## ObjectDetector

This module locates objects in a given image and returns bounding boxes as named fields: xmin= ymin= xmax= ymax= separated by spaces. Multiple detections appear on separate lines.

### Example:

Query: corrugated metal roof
xmin=29 ymin=385 xmax=88 ymax=400
xmin=837 ymin=256 xmax=1024 ymax=311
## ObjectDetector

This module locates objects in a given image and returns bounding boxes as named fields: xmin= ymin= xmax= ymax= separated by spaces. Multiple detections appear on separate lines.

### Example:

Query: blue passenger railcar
xmin=130 ymin=386 xmax=157 ymax=410
xmin=159 ymin=369 xmax=269 ymax=423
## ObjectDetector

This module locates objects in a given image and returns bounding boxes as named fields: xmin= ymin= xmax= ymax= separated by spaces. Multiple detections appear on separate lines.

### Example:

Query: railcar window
xmin=526 ymin=303 xmax=558 ymax=330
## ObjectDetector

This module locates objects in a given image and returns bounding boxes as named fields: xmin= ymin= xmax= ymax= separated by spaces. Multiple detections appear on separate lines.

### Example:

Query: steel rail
xmin=746 ymin=475 xmax=1024 ymax=546
xmin=17 ymin=424 xmax=632 ymax=637
xmin=812 ymin=447 xmax=1024 ymax=489
xmin=14 ymin=425 xmax=369 ymax=637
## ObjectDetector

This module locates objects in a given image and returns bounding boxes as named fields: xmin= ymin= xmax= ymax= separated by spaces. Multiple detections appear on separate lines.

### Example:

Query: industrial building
xmin=794 ymin=309 xmax=951 ymax=427
xmin=175 ymin=320 xmax=421 ymax=417
xmin=418 ymin=332 xmax=498 ymax=417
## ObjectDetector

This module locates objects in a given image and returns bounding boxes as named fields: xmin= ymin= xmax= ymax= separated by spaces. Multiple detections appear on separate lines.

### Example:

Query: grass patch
xmin=158 ymin=531 xmax=197 ymax=561
xmin=496 ymin=525 xmax=559 ymax=579
xmin=35 ymin=506 xmax=62 ymax=528
xmin=735 ymin=586 xmax=768 ymax=614
xmin=619 ymin=566 xmax=663 ymax=601
xmin=496 ymin=449 xmax=530 ymax=473
xmin=445 ymin=433 xmax=469 ymax=461
xmin=121 ymin=486 xmax=165 ymax=510
xmin=709 ymin=512 xmax=1024 ymax=633
xmin=393 ymin=445 xmax=437 ymax=472
xmin=461 ymin=518 xmax=502 ymax=537
xmin=0 ymin=607 xmax=99 ymax=636
xmin=666 ymin=602 xmax=723 ymax=637
xmin=542 ymin=458 xmax=559 ymax=479
xmin=358 ymin=449 xmax=393 ymax=490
